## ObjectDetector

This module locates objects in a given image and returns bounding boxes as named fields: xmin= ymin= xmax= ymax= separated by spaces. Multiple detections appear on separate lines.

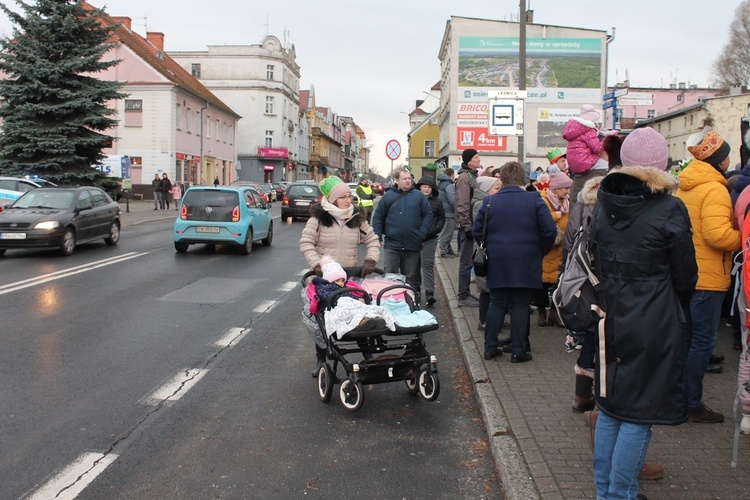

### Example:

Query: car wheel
xmin=104 ymin=221 xmax=120 ymax=246
xmin=59 ymin=228 xmax=76 ymax=256
xmin=261 ymin=221 xmax=273 ymax=246
xmin=239 ymin=228 xmax=253 ymax=255
xmin=174 ymin=241 xmax=189 ymax=253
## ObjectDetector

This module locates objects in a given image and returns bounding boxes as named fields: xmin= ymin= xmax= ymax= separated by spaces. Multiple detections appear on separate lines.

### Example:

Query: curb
xmin=435 ymin=257 xmax=541 ymax=500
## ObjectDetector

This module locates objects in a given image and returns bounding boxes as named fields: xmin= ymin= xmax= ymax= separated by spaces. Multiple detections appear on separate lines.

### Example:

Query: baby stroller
xmin=301 ymin=266 xmax=440 ymax=412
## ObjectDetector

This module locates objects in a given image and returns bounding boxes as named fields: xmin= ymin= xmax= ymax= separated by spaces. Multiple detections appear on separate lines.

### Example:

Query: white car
xmin=0 ymin=176 xmax=56 ymax=193
xmin=347 ymin=183 xmax=359 ymax=204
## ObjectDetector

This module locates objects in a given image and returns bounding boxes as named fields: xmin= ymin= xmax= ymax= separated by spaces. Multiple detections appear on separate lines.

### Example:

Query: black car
xmin=0 ymin=186 xmax=121 ymax=256
xmin=281 ymin=182 xmax=322 ymax=221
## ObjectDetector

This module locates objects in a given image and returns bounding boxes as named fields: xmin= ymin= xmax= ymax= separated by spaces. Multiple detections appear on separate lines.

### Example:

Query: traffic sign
xmin=615 ymin=88 xmax=629 ymax=98
xmin=385 ymin=139 xmax=401 ymax=161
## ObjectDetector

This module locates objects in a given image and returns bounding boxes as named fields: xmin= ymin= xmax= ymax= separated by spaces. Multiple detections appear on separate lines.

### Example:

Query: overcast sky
xmin=0 ymin=0 xmax=743 ymax=175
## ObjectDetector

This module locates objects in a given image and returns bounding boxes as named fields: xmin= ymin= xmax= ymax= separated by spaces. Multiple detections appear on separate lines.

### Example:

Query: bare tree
xmin=712 ymin=0 xmax=750 ymax=87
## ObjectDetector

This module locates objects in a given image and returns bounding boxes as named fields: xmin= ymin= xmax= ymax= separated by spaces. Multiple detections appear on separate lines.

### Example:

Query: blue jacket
xmin=472 ymin=186 xmax=556 ymax=289
xmin=372 ymin=186 xmax=433 ymax=251
xmin=437 ymin=172 xmax=456 ymax=218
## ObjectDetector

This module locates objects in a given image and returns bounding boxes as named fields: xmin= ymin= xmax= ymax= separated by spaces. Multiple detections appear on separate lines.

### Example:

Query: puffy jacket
xmin=595 ymin=166 xmax=698 ymax=425
xmin=416 ymin=175 xmax=445 ymax=241
xmin=540 ymin=190 xmax=569 ymax=284
xmin=300 ymin=204 xmax=380 ymax=269
xmin=563 ymin=118 xmax=603 ymax=175
xmin=371 ymin=186 xmax=433 ymax=252
xmin=437 ymin=173 xmax=456 ymax=218
xmin=454 ymin=164 xmax=478 ymax=232
xmin=675 ymin=159 xmax=741 ymax=291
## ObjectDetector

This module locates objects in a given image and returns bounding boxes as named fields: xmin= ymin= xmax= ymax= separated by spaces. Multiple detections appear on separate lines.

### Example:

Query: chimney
xmin=111 ymin=16 xmax=131 ymax=30
xmin=146 ymin=32 xmax=165 ymax=51
xmin=678 ymin=82 xmax=686 ymax=89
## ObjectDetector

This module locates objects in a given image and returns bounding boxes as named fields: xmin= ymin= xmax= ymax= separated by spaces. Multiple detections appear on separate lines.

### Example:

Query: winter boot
xmin=311 ymin=345 xmax=326 ymax=378
xmin=572 ymin=366 xmax=595 ymax=413
xmin=537 ymin=306 xmax=548 ymax=326
xmin=547 ymin=307 xmax=565 ymax=328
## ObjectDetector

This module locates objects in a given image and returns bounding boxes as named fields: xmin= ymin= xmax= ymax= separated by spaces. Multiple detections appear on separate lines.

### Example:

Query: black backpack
xmin=552 ymin=206 xmax=606 ymax=332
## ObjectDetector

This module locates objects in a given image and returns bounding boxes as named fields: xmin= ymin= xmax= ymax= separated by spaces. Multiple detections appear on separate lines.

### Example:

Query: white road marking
xmin=0 ymin=251 xmax=150 ymax=296
xmin=140 ymin=368 xmax=208 ymax=405
xmin=28 ymin=452 xmax=118 ymax=500
xmin=253 ymin=300 xmax=277 ymax=313
xmin=214 ymin=327 xmax=248 ymax=347
xmin=277 ymin=281 xmax=297 ymax=291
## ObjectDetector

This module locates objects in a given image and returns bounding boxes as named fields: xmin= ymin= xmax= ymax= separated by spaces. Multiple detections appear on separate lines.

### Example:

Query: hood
xmin=416 ymin=175 xmax=438 ymax=197
xmin=437 ymin=173 xmax=452 ymax=183
xmin=562 ymin=117 xmax=596 ymax=141
xmin=677 ymin=159 xmax=727 ymax=191
xmin=577 ymin=176 xmax=603 ymax=205
xmin=732 ymin=164 xmax=750 ymax=196
xmin=0 ymin=208 xmax=62 ymax=223
xmin=597 ymin=166 xmax=677 ymax=231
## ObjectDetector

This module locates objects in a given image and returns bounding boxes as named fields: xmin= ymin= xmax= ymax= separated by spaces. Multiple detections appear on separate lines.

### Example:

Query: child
xmin=172 ymin=182 xmax=182 ymax=210
xmin=563 ymin=104 xmax=610 ymax=204
xmin=415 ymin=176 xmax=445 ymax=306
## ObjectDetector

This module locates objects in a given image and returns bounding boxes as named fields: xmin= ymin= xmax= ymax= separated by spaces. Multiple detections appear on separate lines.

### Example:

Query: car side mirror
xmin=77 ymin=203 xmax=93 ymax=211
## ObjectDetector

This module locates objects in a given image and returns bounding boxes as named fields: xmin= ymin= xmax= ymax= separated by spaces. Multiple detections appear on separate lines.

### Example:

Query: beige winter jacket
xmin=300 ymin=205 xmax=380 ymax=269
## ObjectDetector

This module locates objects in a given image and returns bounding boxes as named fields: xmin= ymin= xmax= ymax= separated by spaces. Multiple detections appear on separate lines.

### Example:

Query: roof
xmin=299 ymin=90 xmax=310 ymax=111
xmin=84 ymin=2 xmax=239 ymax=118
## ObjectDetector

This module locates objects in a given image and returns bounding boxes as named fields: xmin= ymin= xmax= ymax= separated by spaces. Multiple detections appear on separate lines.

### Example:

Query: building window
xmin=215 ymin=119 xmax=220 ymax=141
xmin=615 ymin=108 xmax=624 ymax=121
xmin=265 ymin=130 xmax=273 ymax=147
xmin=124 ymin=99 xmax=142 ymax=111
xmin=265 ymin=96 xmax=275 ymax=115
xmin=196 ymin=111 xmax=201 ymax=135
xmin=647 ymin=109 xmax=656 ymax=119
xmin=186 ymin=107 xmax=191 ymax=132
xmin=206 ymin=115 xmax=211 ymax=138
xmin=425 ymin=140 xmax=435 ymax=157
xmin=267 ymin=64 xmax=274 ymax=80
xmin=176 ymin=103 xmax=182 ymax=130
xmin=124 ymin=99 xmax=143 ymax=127
xmin=191 ymin=63 xmax=201 ymax=78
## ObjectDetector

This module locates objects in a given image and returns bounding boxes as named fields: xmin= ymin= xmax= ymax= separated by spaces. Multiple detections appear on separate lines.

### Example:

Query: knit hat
xmin=621 ymin=128 xmax=669 ymax=170
xmin=546 ymin=148 xmax=566 ymax=164
xmin=476 ymin=176 xmax=499 ymax=193
xmin=462 ymin=148 xmax=479 ymax=164
xmin=687 ymin=130 xmax=731 ymax=167
xmin=536 ymin=173 xmax=551 ymax=190
xmin=319 ymin=176 xmax=350 ymax=203
xmin=579 ymin=104 xmax=600 ymax=123
xmin=549 ymin=172 xmax=573 ymax=189
xmin=320 ymin=255 xmax=347 ymax=283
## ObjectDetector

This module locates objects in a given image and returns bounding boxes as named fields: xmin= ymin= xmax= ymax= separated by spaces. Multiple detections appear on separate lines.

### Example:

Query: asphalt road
xmin=0 ymin=205 xmax=501 ymax=499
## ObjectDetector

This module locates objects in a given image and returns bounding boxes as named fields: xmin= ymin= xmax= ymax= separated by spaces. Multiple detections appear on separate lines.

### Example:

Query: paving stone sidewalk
xmin=435 ymin=254 xmax=750 ymax=499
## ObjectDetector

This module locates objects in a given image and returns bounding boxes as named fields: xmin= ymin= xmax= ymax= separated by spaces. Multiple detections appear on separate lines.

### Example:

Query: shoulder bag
xmin=473 ymin=201 xmax=489 ymax=277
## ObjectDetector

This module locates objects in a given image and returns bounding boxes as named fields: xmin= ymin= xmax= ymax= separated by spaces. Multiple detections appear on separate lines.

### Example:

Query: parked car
xmin=0 ymin=186 xmax=121 ymax=256
xmin=271 ymin=183 xmax=285 ymax=201
xmin=174 ymin=185 xmax=273 ymax=255
xmin=0 ymin=176 xmax=57 ymax=193
xmin=259 ymin=183 xmax=278 ymax=203
xmin=346 ymin=183 xmax=360 ymax=204
xmin=281 ymin=182 xmax=322 ymax=221
xmin=230 ymin=180 xmax=268 ymax=204
xmin=0 ymin=188 xmax=23 ymax=210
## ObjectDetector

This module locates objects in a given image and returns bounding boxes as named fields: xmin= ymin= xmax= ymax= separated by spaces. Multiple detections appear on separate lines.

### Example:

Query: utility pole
xmin=518 ymin=0 xmax=526 ymax=164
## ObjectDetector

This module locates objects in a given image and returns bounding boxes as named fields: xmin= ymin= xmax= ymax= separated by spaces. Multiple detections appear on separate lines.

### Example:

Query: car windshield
xmin=288 ymin=185 xmax=318 ymax=196
xmin=13 ymin=190 xmax=73 ymax=209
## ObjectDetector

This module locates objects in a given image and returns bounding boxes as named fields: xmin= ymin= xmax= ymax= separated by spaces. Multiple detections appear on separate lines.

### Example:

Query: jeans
xmin=438 ymin=217 xmax=456 ymax=255
xmin=153 ymin=192 xmax=160 ymax=209
xmin=420 ymin=238 xmax=437 ymax=298
xmin=682 ymin=290 xmax=724 ymax=408
xmin=383 ymin=248 xmax=421 ymax=288
xmin=457 ymin=230 xmax=473 ymax=300
xmin=593 ymin=412 xmax=651 ymax=499
xmin=485 ymin=288 xmax=532 ymax=355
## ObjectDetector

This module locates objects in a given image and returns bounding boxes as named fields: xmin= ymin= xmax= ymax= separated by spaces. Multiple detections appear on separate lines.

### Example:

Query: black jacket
xmin=594 ymin=166 xmax=698 ymax=425
xmin=416 ymin=175 xmax=446 ymax=241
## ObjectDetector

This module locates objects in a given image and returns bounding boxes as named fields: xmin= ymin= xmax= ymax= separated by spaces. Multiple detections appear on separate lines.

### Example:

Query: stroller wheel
xmin=317 ymin=363 xmax=334 ymax=403
xmin=418 ymin=370 xmax=440 ymax=402
xmin=339 ymin=379 xmax=365 ymax=412
xmin=405 ymin=370 xmax=419 ymax=394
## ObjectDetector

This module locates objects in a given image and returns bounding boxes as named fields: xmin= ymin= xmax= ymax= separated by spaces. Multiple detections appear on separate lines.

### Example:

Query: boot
xmin=311 ymin=345 xmax=326 ymax=378
xmin=573 ymin=373 xmax=595 ymax=413
xmin=537 ymin=306 xmax=548 ymax=326
xmin=638 ymin=462 xmax=664 ymax=480
xmin=583 ymin=409 xmax=598 ymax=452
xmin=547 ymin=307 xmax=565 ymax=328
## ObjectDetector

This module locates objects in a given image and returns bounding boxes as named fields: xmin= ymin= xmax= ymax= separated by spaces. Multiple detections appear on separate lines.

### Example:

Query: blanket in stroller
xmin=324 ymin=297 xmax=396 ymax=340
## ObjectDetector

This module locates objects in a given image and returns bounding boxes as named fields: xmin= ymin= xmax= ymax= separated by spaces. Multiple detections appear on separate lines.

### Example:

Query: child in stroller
xmin=301 ymin=259 xmax=441 ymax=412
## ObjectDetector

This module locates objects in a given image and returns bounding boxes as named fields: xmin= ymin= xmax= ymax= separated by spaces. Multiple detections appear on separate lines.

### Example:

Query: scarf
xmin=320 ymin=197 xmax=354 ymax=222
xmin=546 ymin=189 xmax=569 ymax=214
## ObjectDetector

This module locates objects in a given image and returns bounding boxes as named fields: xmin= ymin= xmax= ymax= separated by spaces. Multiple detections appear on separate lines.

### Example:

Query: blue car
xmin=174 ymin=185 xmax=273 ymax=255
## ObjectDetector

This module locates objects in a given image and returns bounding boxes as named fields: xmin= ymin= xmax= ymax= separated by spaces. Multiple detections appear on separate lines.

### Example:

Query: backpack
xmin=552 ymin=206 xmax=606 ymax=332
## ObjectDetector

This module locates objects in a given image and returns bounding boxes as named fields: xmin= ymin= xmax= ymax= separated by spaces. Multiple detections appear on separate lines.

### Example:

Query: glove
xmin=361 ymin=258 xmax=377 ymax=277
xmin=465 ymin=229 xmax=474 ymax=241
xmin=313 ymin=264 xmax=322 ymax=277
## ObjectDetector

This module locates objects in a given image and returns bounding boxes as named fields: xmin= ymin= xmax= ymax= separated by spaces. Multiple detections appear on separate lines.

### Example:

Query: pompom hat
xmin=319 ymin=176 xmax=350 ymax=203
xmin=621 ymin=128 xmax=669 ymax=170
xmin=579 ymin=104 xmax=600 ymax=123
xmin=320 ymin=255 xmax=347 ymax=283
xmin=549 ymin=172 xmax=573 ymax=189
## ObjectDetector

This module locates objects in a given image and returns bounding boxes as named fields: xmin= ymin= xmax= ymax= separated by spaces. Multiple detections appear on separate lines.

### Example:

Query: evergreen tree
xmin=0 ymin=0 xmax=125 ymax=187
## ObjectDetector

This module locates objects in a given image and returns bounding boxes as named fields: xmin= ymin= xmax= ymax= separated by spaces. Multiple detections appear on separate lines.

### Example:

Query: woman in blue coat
xmin=473 ymin=161 xmax=557 ymax=362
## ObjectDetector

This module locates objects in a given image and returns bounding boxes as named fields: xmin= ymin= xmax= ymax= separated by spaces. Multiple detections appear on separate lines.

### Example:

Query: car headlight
xmin=34 ymin=221 xmax=60 ymax=230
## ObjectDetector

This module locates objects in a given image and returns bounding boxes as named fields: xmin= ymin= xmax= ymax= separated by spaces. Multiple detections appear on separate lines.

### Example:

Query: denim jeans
xmin=457 ymin=230 xmax=473 ymax=300
xmin=593 ymin=411 xmax=652 ymax=499
xmin=485 ymin=288 xmax=532 ymax=355
xmin=682 ymin=290 xmax=724 ymax=408
xmin=383 ymin=248 xmax=421 ymax=288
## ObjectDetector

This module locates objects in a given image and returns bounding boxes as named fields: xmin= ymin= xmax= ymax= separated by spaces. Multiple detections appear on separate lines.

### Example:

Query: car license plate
xmin=0 ymin=232 xmax=26 ymax=240
xmin=196 ymin=226 xmax=220 ymax=233
xmin=296 ymin=200 xmax=310 ymax=206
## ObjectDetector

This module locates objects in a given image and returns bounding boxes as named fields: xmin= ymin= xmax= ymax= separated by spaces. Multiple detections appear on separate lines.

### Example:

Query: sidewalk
xmin=436 ymin=254 xmax=750 ymax=499
xmin=117 ymin=198 xmax=177 ymax=226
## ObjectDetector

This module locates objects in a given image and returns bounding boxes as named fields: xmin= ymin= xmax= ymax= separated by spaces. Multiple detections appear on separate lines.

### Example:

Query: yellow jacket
xmin=541 ymin=190 xmax=568 ymax=284
xmin=675 ymin=159 xmax=740 ymax=291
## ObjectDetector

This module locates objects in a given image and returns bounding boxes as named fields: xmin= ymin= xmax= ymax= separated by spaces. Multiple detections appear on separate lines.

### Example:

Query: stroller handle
xmin=300 ymin=265 xmax=385 ymax=285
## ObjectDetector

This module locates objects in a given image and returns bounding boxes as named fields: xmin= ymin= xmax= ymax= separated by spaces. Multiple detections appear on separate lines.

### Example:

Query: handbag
xmin=472 ymin=201 xmax=490 ymax=277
